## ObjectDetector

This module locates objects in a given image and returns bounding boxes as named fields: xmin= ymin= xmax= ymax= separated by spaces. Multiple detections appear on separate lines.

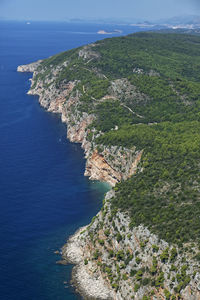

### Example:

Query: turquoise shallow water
xmin=0 ymin=21 xmax=155 ymax=299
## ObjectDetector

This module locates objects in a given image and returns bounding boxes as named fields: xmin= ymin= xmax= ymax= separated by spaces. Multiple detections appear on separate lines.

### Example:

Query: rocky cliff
xmin=17 ymin=55 xmax=142 ymax=186
xmin=17 ymin=33 xmax=200 ymax=300
xmin=62 ymin=191 xmax=200 ymax=300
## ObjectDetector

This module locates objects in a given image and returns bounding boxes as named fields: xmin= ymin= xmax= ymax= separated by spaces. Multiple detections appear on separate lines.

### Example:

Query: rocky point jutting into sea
xmin=17 ymin=58 xmax=142 ymax=187
xmin=18 ymin=32 xmax=200 ymax=299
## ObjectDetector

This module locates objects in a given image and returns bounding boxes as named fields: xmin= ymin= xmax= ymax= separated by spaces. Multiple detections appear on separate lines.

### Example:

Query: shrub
xmin=155 ymin=272 xmax=165 ymax=287
xmin=122 ymin=273 xmax=128 ymax=280
xmin=116 ymin=250 xmax=124 ymax=261
xmin=152 ymin=244 xmax=159 ymax=252
xmin=116 ymin=233 xmax=122 ymax=242
xmin=164 ymin=289 xmax=171 ymax=300
xmin=135 ymin=256 xmax=141 ymax=264
xmin=93 ymin=249 xmax=101 ymax=260
xmin=160 ymin=248 xmax=169 ymax=263
xmin=170 ymin=247 xmax=178 ymax=262
xmin=104 ymin=229 xmax=110 ymax=237
xmin=135 ymin=269 xmax=143 ymax=281
xmin=142 ymin=278 xmax=150 ymax=286
xmin=98 ymin=239 xmax=105 ymax=246
xmin=130 ymin=269 xmax=137 ymax=277
xmin=134 ymin=283 xmax=140 ymax=292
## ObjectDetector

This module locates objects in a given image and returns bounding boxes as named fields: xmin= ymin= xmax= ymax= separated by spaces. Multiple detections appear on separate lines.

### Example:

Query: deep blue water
xmin=0 ymin=21 xmax=154 ymax=300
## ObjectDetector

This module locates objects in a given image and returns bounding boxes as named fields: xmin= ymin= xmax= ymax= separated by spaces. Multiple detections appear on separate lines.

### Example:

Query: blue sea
xmin=0 ymin=21 xmax=155 ymax=300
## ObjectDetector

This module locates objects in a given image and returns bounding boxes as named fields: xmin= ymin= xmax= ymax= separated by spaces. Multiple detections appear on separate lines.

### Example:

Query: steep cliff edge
xmin=18 ymin=32 xmax=200 ymax=299
xmin=62 ymin=191 xmax=200 ymax=300
xmin=17 ymin=51 xmax=142 ymax=186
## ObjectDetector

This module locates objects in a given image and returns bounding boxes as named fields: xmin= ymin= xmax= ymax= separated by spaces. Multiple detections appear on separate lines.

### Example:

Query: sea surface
xmin=0 ymin=21 xmax=155 ymax=300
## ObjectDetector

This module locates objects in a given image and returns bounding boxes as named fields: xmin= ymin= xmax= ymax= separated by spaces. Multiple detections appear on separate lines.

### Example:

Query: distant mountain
xmin=157 ymin=15 xmax=200 ymax=28
xmin=158 ymin=27 xmax=200 ymax=36
xmin=65 ymin=15 xmax=200 ymax=29
xmin=160 ymin=15 xmax=200 ymax=24
xmin=128 ymin=15 xmax=200 ymax=30
xmin=67 ymin=17 xmax=141 ymax=25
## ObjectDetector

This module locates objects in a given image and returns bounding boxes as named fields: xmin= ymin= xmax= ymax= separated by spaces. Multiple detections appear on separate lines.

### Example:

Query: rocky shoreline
xmin=17 ymin=61 xmax=119 ymax=299
xmin=18 ymin=54 xmax=200 ymax=300
xmin=17 ymin=57 xmax=142 ymax=187
xmin=62 ymin=225 xmax=114 ymax=300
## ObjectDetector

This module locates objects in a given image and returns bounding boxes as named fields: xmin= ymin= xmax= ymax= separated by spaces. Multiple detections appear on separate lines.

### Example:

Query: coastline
xmin=62 ymin=223 xmax=114 ymax=300
xmin=17 ymin=61 xmax=116 ymax=299
xmin=17 ymin=54 xmax=200 ymax=300
xmin=17 ymin=58 xmax=142 ymax=189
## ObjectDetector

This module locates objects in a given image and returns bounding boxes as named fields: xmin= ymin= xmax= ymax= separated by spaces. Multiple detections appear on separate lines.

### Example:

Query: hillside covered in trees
xmin=51 ymin=31 xmax=200 ymax=250
xmin=23 ymin=31 xmax=200 ymax=299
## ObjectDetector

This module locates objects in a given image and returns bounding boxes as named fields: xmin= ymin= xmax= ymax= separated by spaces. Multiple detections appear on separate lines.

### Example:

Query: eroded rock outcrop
xmin=17 ymin=42 xmax=200 ymax=299
xmin=17 ymin=61 xmax=142 ymax=187
xmin=62 ymin=191 xmax=200 ymax=300
xmin=85 ymin=149 xmax=143 ymax=186
xmin=17 ymin=60 xmax=42 ymax=73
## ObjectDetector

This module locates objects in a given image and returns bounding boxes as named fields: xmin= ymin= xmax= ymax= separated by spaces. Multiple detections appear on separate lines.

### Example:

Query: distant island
xmin=97 ymin=29 xmax=122 ymax=34
xmin=18 ymin=31 xmax=200 ymax=300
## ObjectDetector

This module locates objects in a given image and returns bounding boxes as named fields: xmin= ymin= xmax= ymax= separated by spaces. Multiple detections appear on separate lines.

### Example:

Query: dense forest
xmin=31 ymin=30 xmax=200 ymax=299
xmin=39 ymin=31 xmax=200 ymax=256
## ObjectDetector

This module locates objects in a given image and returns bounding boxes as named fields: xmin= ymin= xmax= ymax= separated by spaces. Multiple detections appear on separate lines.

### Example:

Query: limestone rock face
xmin=78 ymin=44 xmax=100 ymax=60
xmin=85 ymin=149 xmax=142 ymax=186
xmin=62 ymin=191 xmax=200 ymax=300
xmin=17 ymin=60 xmax=142 ymax=187
xmin=17 ymin=60 xmax=42 ymax=72
xmin=84 ymin=150 xmax=122 ymax=186
xmin=18 ymin=54 xmax=200 ymax=300
xmin=62 ymin=225 xmax=115 ymax=300
xmin=67 ymin=113 xmax=94 ymax=144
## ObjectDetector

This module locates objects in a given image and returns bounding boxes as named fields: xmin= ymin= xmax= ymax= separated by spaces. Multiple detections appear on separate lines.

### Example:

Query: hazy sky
xmin=0 ymin=0 xmax=199 ymax=21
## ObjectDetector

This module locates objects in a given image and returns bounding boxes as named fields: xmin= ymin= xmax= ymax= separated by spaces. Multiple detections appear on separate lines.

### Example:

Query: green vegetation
xmin=174 ymin=265 xmax=191 ymax=293
xmin=160 ymin=248 xmax=169 ymax=263
xmin=152 ymin=245 xmax=159 ymax=253
xmin=134 ymin=283 xmax=140 ymax=292
xmin=98 ymin=120 xmax=200 ymax=245
xmin=92 ymin=100 xmax=134 ymax=132
xmin=104 ymin=229 xmax=110 ymax=237
xmin=87 ymin=32 xmax=200 ymax=127
xmin=38 ymin=33 xmax=200 ymax=294
xmin=93 ymin=249 xmax=101 ymax=260
xmin=170 ymin=248 xmax=178 ymax=262
xmin=164 ymin=289 xmax=171 ymax=300
xmin=150 ymin=257 xmax=158 ymax=275
xmin=39 ymin=32 xmax=200 ymax=130
xmin=38 ymin=32 xmax=200 ymax=133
